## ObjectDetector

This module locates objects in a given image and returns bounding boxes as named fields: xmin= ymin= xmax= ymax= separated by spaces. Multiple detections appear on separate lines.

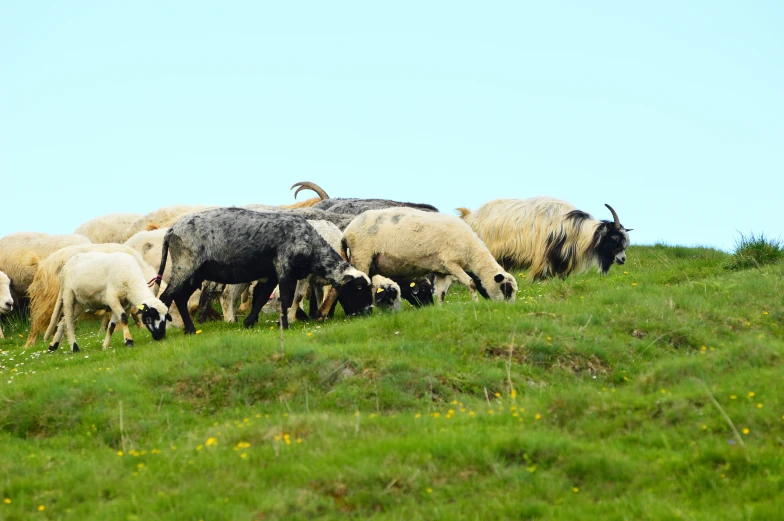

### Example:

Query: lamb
xmin=0 ymin=232 xmax=91 ymax=305
xmin=75 ymin=213 xmax=143 ymax=243
xmin=341 ymin=207 xmax=518 ymax=303
xmin=46 ymin=252 xmax=171 ymax=353
xmin=0 ymin=271 xmax=13 ymax=339
xmin=155 ymin=208 xmax=374 ymax=332
xmin=25 ymin=243 xmax=160 ymax=347
xmin=457 ymin=198 xmax=632 ymax=280
xmin=291 ymin=181 xmax=439 ymax=215
xmin=389 ymin=276 xmax=435 ymax=307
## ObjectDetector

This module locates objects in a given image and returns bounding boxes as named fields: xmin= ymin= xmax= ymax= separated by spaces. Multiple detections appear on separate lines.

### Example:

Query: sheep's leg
xmin=98 ymin=313 xmax=111 ymax=333
xmin=243 ymin=278 xmax=277 ymax=329
xmin=222 ymin=283 xmax=250 ymax=323
xmin=237 ymin=286 xmax=251 ymax=313
xmin=102 ymin=312 xmax=121 ymax=349
xmin=277 ymin=277 xmax=297 ymax=330
xmin=442 ymin=264 xmax=479 ymax=302
xmin=107 ymin=302 xmax=135 ymax=347
xmin=309 ymin=284 xmax=324 ymax=319
xmin=288 ymin=277 xmax=311 ymax=324
xmin=433 ymin=275 xmax=453 ymax=304
xmin=63 ymin=293 xmax=81 ymax=353
xmin=196 ymin=282 xmax=224 ymax=323
xmin=49 ymin=317 xmax=67 ymax=351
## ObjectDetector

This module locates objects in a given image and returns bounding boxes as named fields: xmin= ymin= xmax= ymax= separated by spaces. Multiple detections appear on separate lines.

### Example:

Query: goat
xmin=457 ymin=198 xmax=632 ymax=280
xmin=291 ymin=181 xmax=439 ymax=215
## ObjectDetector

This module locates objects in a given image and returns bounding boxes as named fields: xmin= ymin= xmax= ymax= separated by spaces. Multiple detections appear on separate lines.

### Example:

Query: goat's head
xmin=335 ymin=268 xmax=374 ymax=317
xmin=596 ymin=204 xmax=632 ymax=274
xmin=137 ymin=300 xmax=171 ymax=340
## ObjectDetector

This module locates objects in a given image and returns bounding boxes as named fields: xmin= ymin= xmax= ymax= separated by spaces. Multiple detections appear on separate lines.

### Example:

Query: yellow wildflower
xmin=4 ymin=498 xmax=11 ymax=504
xmin=205 ymin=437 xmax=217 ymax=447
xmin=730 ymin=395 xmax=737 ymax=400
xmin=38 ymin=505 xmax=45 ymax=511
xmin=742 ymin=428 xmax=750 ymax=434
xmin=117 ymin=451 xmax=123 ymax=457
xmin=535 ymin=413 xmax=542 ymax=420
xmin=573 ymin=487 xmax=579 ymax=493
xmin=757 ymin=403 xmax=763 ymax=408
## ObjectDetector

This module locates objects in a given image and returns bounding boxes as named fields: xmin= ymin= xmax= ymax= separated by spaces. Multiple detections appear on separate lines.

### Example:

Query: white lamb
xmin=45 ymin=252 xmax=171 ymax=353
xmin=341 ymin=207 xmax=518 ymax=303
xmin=0 ymin=270 xmax=13 ymax=339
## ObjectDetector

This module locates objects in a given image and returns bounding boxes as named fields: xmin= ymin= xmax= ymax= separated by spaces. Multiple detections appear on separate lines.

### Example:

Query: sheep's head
xmin=396 ymin=277 xmax=435 ymax=307
xmin=596 ymin=204 xmax=632 ymax=274
xmin=468 ymin=270 xmax=518 ymax=301
xmin=0 ymin=272 xmax=12 ymax=314
xmin=371 ymin=276 xmax=401 ymax=311
xmin=335 ymin=268 xmax=373 ymax=317
xmin=137 ymin=300 xmax=171 ymax=340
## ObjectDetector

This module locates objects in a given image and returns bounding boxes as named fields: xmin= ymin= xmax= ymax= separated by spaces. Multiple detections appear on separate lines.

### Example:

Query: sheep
xmin=123 ymin=228 xmax=204 ymax=323
xmin=120 ymin=205 xmax=214 ymax=242
xmin=46 ymin=252 xmax=171 ymax=353
xmin=75 ymin=213 xmax=143 ymax=243
xmin=0 ymin=271 xmax=13 ymax=339
xmin=371 ymin=275 xmax=401 ymax=311
xmin=291 ymin=181 xmax=439 ymax=215
xmin=25 ymin=243 xmax=160 ymax=347
xmin=341 ymin=207 xmax=518 ymax=304
xmin=389 ymin=276 xmax=435 ymax=307
xmin=0 ymin=232 xmax=91 ymax=306
xmin=155 ymin=208 xmax=374 ymax=332
xmin=456 ymin=198 xmax=632 ymax=280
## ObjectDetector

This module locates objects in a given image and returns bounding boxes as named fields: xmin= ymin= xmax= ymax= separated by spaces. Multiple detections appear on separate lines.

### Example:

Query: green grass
xmin=1 ymin=244 xmax=783 ymax=520
xmin=726 ymin=232 xmax=784 ymax=270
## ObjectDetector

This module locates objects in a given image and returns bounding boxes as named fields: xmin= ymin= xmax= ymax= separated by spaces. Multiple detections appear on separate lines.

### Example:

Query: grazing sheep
xmin=371 ymin=275 xmax=401 ymax=311
xmin=25 ymin=243 xmax=159 ymax=347
xmin=341 ymin=207 xmax=518 ymax=303
xmin=0 ymin=271 xmax=13 ymax=339
xmin=389 ymin=277 xmax=435 ymax=307
xmin=457 ymin=198 xmax=632 ymax=280
xmin=46 ymin=252 xmax=170 ymax=353
xmin=156 ymin=208 xmax=373 ymax=332
xmin=121 ymin=205 xmax=214 ymax=242
xmin=0 ymin=232 xmax=91 ymax=305
xmin=75 ymin=213 xmax=142 ymax=243
xmin=291 ymin=181 xmax=439 ymax=215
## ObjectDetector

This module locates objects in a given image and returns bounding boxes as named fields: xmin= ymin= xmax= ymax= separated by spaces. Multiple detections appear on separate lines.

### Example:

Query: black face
xmin=596 ymin=224 xmax=630 ymax=274
xmin=375 ymin=286 xmax=399 ymax=309
xmin=337 ymin=275 xmax=373 ymax=317
xmin=139 ymin=305 xmax=171 ymax=341
xmin=392 ymin=277 xmax=435 ymax=307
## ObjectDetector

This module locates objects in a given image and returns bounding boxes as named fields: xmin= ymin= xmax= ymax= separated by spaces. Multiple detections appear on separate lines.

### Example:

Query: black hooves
xmin=125 ymin=339 xmax=135 ymax=347
xmin=48 ymin=342 xmax=59 ymax=352
xmin=72 ymin=343 xmax=80 ymax=353
xmin=243 ymin=318 xmax=257 ymax=329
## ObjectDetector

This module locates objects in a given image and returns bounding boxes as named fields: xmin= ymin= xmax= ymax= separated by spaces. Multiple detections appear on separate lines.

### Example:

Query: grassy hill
xmin=1 ymin=244 xmax=782 ymax=520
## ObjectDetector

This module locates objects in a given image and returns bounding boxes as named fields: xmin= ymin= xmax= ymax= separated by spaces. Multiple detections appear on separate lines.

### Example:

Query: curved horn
xmin=604 ymin=204 xmax=622 ymax=228
xmin=290 ymin=181 xmax=329 ymax=201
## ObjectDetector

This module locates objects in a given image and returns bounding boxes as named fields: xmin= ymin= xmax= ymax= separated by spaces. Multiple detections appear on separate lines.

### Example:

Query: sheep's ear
xmin=165 ymin=313 xmax=172 ymax=322
xmin=138 ymin=304 xmax=147 ymax=311
xmin=376 ymin=287 xmax=384 ymax=294
xmin=342 ymin=274 xmax=355 ymax=284
xmin=494 ymin=274 xmax=504 ymax=283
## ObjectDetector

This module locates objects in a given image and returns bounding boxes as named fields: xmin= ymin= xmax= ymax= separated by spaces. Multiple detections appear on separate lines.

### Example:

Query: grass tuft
xmin=726 ymin=232 xmax=783 ymax=270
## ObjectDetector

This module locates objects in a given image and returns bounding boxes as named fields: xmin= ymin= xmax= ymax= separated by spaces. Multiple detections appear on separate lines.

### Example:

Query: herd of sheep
xmin=0 ymin=182 xmax=631 ymax=352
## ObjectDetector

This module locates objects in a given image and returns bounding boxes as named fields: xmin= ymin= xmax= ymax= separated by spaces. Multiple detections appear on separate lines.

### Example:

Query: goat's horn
xmin=290 ymin=181 xmax=329 ymax=201
xmin=604 ymin=204 xmax=622 ymax=228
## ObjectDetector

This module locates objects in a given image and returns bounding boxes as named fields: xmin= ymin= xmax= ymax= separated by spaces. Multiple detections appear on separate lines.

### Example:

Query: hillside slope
xmin=1 ymin=245 xmax=782 ymax=520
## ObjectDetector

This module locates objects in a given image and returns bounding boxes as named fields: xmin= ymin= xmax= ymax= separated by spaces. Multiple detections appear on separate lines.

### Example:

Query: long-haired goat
xmin=457 ymin=198 xmax=632 ymax=281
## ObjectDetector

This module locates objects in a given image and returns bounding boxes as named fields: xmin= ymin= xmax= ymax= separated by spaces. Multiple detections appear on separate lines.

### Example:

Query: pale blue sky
xmin=2 ymin=1 xmax=782 ymax=250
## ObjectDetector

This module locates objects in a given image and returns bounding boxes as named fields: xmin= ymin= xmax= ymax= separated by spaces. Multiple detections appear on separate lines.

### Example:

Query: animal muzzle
xmin=500 ymin=282 xmax=515 ymax=300
xmin=150 ymin=326 xmax=167 ymax=341
xmin=0 ymin=301 xmax=12 ymax=313
xmin=614 ymin=252 xmax=626 ymax=265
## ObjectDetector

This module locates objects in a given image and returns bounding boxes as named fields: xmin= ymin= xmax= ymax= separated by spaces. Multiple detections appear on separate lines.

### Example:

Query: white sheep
xmin=120 ymin=205 xmax=214 ymax=242
xmin=45 ymin=252 xmax=171 ymax=353
xmin=75 ymin=213 xmax=143 ymax=244
xmin=341 ymin=207 xmax=518 ymax=303
xmin=0 ymin=270 xmax=13 ymax=339
xmin=0 ymin=232 xmax=91 ymax=304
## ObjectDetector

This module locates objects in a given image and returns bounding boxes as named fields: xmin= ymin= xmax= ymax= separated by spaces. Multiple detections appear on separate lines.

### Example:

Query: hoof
xmin=243 ymin=318 xmax=257 ymax=329
xmin=183 ymin=327 xmax=197 ymax=335
xmin=125 ymin=339 xmax=135 ymax=347
xmin=72 ymin=343 xmax=80 ymax=353
xmin=48 ymin=342 xmax=59 ymax=352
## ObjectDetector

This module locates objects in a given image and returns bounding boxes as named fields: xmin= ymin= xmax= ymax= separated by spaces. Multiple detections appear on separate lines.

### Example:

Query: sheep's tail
xmin=44 ymin=286 xmax=65 ymax=342
xmin=456 ymin=207 xmax=472 ymax=220
xmin=151 ymin=234 xmax=169 ymax=296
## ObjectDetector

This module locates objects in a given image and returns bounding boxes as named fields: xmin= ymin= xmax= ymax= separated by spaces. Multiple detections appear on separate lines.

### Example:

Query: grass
xmin=1 ymin=244 xmax=783 ymax=520
xmin=726 ymin=231 xmax=784 ymax=271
